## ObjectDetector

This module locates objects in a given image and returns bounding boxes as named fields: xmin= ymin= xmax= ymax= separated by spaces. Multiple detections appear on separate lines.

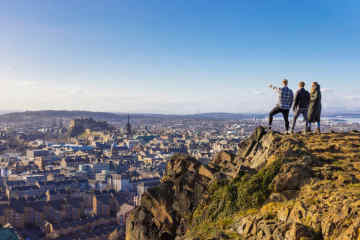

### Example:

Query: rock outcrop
xmin=126 ymin=155 xmax=218 ymax=240
xmin=126 ymin=127 xmax=360 ymax=240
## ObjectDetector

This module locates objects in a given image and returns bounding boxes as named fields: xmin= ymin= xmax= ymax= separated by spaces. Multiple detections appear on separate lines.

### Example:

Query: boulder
xmin=126 ymin=154 xmax=215 ymax=240
xmin=271 ymin=159 xmax=313 ymax=192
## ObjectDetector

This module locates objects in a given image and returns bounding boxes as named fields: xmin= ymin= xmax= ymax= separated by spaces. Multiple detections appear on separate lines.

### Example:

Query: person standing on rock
xmin=308 ymin=82 xmax=322 ymax=133
xmin=291 ymin=81 xmax=310 ymax=133
xmin=268 ymin=79 xmax=294 ymax=133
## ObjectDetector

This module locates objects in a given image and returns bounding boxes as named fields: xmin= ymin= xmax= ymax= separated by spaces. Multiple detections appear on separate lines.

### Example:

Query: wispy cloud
xmin=16 ymin=81 xmax=39 ymax=88
xmin=322 ymin=88 xmax=334 ymax=94
xmin=344 ymin=96 xmax=360 ymax=101
xmin=252 ymin=90 xmax=264 ymax=95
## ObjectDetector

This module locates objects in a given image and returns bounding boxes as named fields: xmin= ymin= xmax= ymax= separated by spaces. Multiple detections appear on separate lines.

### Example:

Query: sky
xmin=1 ymin=0 xmax=359 ymax=114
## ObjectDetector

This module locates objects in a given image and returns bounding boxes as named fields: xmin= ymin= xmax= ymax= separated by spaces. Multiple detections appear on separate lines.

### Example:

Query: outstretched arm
xmin=269 ymin=85 xmax=280 ymax=93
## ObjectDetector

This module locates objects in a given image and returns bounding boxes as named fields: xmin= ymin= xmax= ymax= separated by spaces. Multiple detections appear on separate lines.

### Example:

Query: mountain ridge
xmin=0 ymin=110 xmax=261 ymax=122
xmin=1 ymin=110 xmax=360 ymax=121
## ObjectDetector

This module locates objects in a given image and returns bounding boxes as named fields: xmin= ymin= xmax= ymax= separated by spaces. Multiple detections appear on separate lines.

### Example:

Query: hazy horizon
xmin=2 ymin=1 xmax=360 ymax=114
xmin=1 ymin=109 xmax=360 ymax=117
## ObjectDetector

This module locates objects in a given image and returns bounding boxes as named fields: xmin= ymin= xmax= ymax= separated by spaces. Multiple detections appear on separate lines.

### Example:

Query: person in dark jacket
xmin=268 ymin=79 xmax=294 ymax=133
xmin=291 ymin=81 xmax=310 ymax=133
xmin=307 ymin=82 xmax=322 ymax=133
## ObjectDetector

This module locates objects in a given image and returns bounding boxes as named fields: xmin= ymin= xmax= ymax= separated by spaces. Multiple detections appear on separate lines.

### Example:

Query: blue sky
xmin=1 ymin=0 xmax=359 ymax=114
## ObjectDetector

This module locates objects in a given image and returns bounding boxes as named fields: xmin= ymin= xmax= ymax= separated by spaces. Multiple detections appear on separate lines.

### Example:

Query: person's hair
xmin=299 ymin=81 xmax=305 ymax=87
xmin=311 ymin=82 xmax=320 ymax=92
xmin=282 ymin=79 xmax=288 ymax=85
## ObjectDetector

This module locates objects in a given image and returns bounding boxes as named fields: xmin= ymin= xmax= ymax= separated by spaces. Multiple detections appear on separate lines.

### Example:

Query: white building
xmin=108 ymin=174 xmax=133 ymax=192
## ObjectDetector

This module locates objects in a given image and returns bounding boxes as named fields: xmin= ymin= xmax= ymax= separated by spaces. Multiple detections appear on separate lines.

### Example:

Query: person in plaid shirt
xmin=268 ymin=79 xmax=294 ymax=133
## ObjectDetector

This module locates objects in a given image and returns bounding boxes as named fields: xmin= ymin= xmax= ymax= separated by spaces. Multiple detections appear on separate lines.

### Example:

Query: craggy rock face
xmin=126 ymin=154 xmax=218 ymax=240
xmin=126 ymin=127 xmax=360 ymax=240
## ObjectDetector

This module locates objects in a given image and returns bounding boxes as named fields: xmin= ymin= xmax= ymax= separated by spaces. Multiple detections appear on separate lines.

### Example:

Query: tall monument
xmin=126 ymin=114 xmax=132 ymax=138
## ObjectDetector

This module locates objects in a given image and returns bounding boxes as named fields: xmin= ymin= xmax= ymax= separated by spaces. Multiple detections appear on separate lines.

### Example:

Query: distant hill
xmin=0 ymin=110 xmax=176 ymax=125
xmin=1 ymin=110 xmax=359 ymax=124
xmin=189 ymin=112 xmax=265 ymax=119
xmin=0 ymin=110 xmax=263 ymax=124
xmin=0 ymin=110 xmax=125 ymax=122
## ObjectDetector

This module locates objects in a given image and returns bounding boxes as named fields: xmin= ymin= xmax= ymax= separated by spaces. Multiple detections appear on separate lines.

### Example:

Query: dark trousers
xmin=292 ymin=109 xmax=308 ymax=131
xmin=269 ymin=106 xmax=290 ymax=131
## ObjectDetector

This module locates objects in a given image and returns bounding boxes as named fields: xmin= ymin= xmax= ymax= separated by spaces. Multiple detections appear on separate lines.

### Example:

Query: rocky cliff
xmin=126 ymin=127 xmax=360 ymax=240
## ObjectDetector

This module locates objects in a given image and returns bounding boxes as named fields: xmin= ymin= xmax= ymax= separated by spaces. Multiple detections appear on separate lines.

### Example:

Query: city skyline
xmin=1 ymin=1 xmax=360 ymax=114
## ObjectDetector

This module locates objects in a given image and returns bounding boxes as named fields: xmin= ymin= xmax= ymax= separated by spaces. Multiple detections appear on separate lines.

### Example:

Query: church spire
xmin=126 ymin=114 xmax=132 ymax=138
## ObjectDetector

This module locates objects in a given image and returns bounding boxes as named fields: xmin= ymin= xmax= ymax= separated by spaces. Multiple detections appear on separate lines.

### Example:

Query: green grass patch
xmin=191 ymin=158 xmax=283 ymax=234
